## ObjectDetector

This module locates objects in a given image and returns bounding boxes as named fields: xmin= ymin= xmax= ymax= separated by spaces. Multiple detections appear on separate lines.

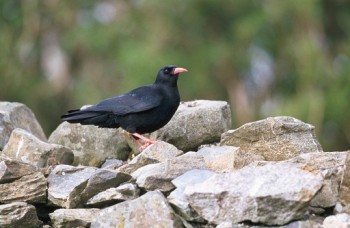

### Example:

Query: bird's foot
xmin=132 ymin=133 xmax=155 ymax=151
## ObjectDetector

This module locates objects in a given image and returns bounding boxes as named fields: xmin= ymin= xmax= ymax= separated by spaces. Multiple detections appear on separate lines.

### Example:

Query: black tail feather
xmin=61 ymin=109 xmax=119 ymax=128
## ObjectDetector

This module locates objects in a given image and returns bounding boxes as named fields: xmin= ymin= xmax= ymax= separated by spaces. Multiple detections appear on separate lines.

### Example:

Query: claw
xmin=131 ymin=133 xmax=155 ymax=151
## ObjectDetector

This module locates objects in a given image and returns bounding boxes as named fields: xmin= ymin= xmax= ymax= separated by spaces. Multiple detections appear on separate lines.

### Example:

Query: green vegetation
xmin=1 ymin=0 xmax=349 ymax=151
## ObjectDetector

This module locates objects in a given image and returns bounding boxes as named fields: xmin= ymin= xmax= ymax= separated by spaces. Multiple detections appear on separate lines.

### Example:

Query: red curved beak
xmin=173 ymin=67 xmax=188 ymax=75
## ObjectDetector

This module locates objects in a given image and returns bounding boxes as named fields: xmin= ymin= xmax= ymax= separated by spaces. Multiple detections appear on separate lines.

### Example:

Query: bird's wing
xmin=86 ymin=85 xmax=162 ymax=115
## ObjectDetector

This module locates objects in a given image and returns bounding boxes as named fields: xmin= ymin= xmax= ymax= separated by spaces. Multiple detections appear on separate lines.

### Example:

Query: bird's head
xmin=155 ymin=65 xmax=188 ymax=86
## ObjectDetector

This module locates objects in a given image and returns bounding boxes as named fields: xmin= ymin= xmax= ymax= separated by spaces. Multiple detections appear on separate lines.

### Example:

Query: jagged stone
xmin=132 ymin=152 xmax=207 ymax=192
xmin=49 ymin=208 xmax=100 ymax=228
xmin=91 ymin=191 xmax=184 ymax=227
xmin=48 ymin=165 xmax=131 ymax=208
xmin=0 ymin=172 xmax=47 ymax=204
xmin=100 ymin=159 xmax=124 ymax=170
xmin=2 ymin=128 xmax=74 ymax=167
xmin=0 ymin=202 xmax=43 ymax=228
xmin=197 ymin=145 xmax=239 ymax=172
xmin=86 ymin=183 xmax=140 ymax=207
xmin=0 ymin=102 xmax=46 ymax=150
xmin=118 ymin=141 xmax=183 ymax=174
xmin=185 ymin=162 xmax=324 ymax=225
xmin=168 ymin=169 xmax=216 ymax=222
xmin=48 ymin=121 xmax=130 ymax=166
xmin=0 ymin=157 xmax=39 ymax=184
xmin=284 ymin=151 xmax=347 ymax=213
xmin=156 ymin=100 xmax=231 ymax=151
xmin=336 ymin=151 xmax=350 ymax=214
xmin=323 ymin=213 xmax=350 ymax=228
xmin=220 ymin=116 xmax=323 ymax=168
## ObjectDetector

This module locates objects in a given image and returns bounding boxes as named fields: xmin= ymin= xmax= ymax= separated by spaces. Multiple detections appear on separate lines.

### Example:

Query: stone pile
xmin=0 ymin=101 xmax=349 ymax=228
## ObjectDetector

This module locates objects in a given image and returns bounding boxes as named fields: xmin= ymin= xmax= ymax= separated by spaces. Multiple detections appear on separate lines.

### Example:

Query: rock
xmin=285 ymin=152 xmax=347 ymax=212
xmin=49 ymin=208 xmax=100 ymax=228
xmin=91 ymin=190 xmax=184 ymax=227
xmin=118 ymin=141 xmax=183 ymax=174
xmin=48 ymin=165 xmax=131 ymax=208
xmin=0 ymin=172 xmax=47 ymax=204
xmin=220 ymin=116 xmax=323 ymax=168
xmin=323 ymin=213 xmax=350 ymax=228
xmin=86 ymin=183 xmax=140 ymax=207
xmin=0 ymin=202 xmax=43 ymax=228
xmin=0 ymin=157 xmax=39 ymax=184
xmin=184 ymin=162 xmax=324 ymax=225
xmin=100 ymin=159 xmax=124 ymax=170
xmin=336 ymin=151 xmax=350 ymax=214
xmin=79 ymin=169 xmax=131 ymax=205
xmin=48 ymin=121 xmax=130 ymax=166
xmin=156 ymin=100 xmax=231 ymax=151
xmin=132 ymin=152 xmax=207 ymax=192
xmin=0 ymin=102 xmax=46 ymax=150
xmin=2 ymin=128 xmax=74 ymax=167
xmin=168 ymin=169 xmax=216 ymax=222
xmin=197 ymin=145 xmax=239 ymax=172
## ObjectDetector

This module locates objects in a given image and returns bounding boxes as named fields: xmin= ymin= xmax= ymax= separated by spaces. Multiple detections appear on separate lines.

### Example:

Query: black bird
xmin=61 ymin=65 xmax=188 ymax=150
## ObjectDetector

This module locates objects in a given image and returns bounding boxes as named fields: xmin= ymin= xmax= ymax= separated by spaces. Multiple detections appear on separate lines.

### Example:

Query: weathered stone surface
xmin=100 ymin=159 xmax=124 ymax=170
xmin=2 ymin=128 xmax=74 ymax=167
xmin=323 ymin=213 xmax=350 ymax=228
xmin=220 ymin=116 xmax=323 ymax=168
xmin=156 ymin=100 xmax=231 ymax=151
xmin=91 ymin=190 xmax=184 ymax=227
xmin=86 ymin=183 xmax=140 ymax=207
xmin=185 ymin=162 xmax=324 ymax=225
xmin=48 ymin=121 xmax=130 ymax=166
xmin=0 ymin=202 xmax=42 ymax=228
xmin=284 ymin=151 xmax=347 ymax=212
xmin=0 ymin=102 xmax=46 ymax=150
xmin=118 ymin=141 xmax=183 ymax=174
xmin=132 ymin=152 xmax=207 ymax=192
xmin=49 ymin=208 xmax=100 ymax=228
xmin=48 ymin=165 xmax=131 ymax=208
xmin=0 ymin=172 xmax=47 ymax=204
xmin=0 ymin=157 xmax=39 ymax=184
xmin=168 ymin=169 xmax=215 ymax=222
xmin=197 ymin=145 xmax=239 ymax=172
xmin=336 ymin=151 xmax=350 ymax=214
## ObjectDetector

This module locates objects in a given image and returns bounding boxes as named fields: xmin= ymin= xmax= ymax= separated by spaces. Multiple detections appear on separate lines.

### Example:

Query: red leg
xmin=131 ymin=133 xmax=155 ymax=151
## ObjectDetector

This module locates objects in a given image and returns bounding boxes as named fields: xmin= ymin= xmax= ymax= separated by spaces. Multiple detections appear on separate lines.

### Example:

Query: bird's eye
xmin=164 ymin=68 xmax=171 ymax=74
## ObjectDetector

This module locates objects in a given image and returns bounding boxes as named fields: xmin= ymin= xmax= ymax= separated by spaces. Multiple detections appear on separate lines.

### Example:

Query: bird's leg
xmin=131 ymin=133 xmax=155 ymax=151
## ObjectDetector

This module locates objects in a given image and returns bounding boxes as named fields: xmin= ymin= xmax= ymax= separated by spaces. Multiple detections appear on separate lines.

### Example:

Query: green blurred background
xmin=1 ymin=0 xmax=349 ymax=151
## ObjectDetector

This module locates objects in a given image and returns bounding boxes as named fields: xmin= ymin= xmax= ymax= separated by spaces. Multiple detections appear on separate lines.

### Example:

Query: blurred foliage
xmin=0 ymin=0 xmax=349 ymax=151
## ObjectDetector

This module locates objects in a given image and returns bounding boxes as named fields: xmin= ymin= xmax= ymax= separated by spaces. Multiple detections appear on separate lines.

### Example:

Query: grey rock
xmin=49 ymin=208 xmax=100 ymax=228
xmin=86 ymin=183 xmax=140 ymax=207
xmin=336 ymin=150 xmax=350 ymax=214
xmin=197 ymin=145 xmax=239 ymax=172
xmin=118 ymin=141 xmax=183 ymax=174
xmin=0 ymin=102 xmax=46 ymax=150
xmin=220 ymin=116 xmax=323 ymax=168
xmin=2 ymin=128 xmax=74 ymax=167
xmin=48 ymin=121 xmax=130 ymax=166
xmin=48 ymin=165 xmax=131 ymax=208
xmin=100 ymin=159 xmax=124 ymax=170
xmin=156 ymin=100 xmax=232 ymax=151
xmin=0 ymin=156 xmax=39 ymax=184
xmin=0 ymin=202 xmax=43 ymax=228
xmin=168 ymin=169 xmax=216 ymax=222
xmin=185 ymin=162 xmax=324 ymax=225
xmin=284 ymin=152 xmax=347 ymax=212
xmin=323 ymin=213 xmax=350 ymax=228
xmin=91 ymin=190 xmax=184 ymax=227
xmin=132 ymin=152 xmax=207 ymax=192
xmin=0 ymin=172 xmax=47 ymax=204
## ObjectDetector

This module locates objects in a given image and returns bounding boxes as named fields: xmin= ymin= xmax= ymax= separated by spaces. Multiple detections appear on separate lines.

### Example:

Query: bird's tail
xmin=61 ymin=109 xmax=119 ymax=128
